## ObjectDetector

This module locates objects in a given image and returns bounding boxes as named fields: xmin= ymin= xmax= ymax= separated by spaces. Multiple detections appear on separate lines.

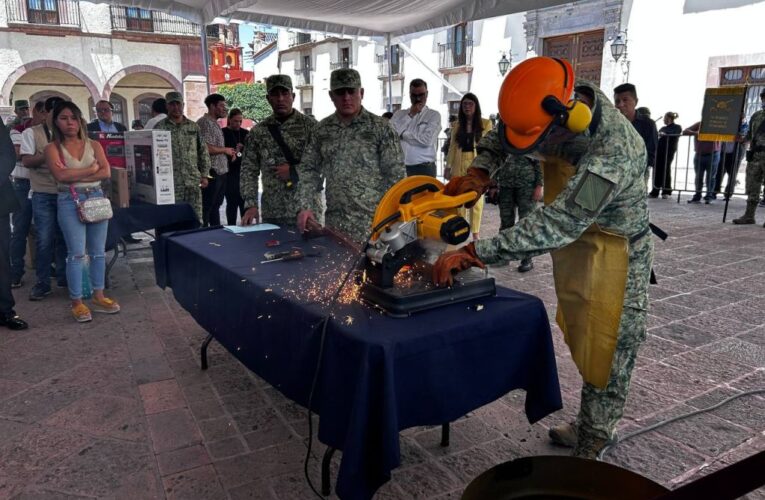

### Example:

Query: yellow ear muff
xmin=565 ymin=100 xmax=592 ymax=133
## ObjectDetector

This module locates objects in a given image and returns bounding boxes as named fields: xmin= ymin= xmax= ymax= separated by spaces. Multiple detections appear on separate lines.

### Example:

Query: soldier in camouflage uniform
xmin=240 ymin=75 xmax=319 ymax=227
xmin=296 ymin=69 xmax=405 ymax=243
xmin=155 ymin=91 xmax=211 ymax=222
xmin=434 ymin=57 xmax=653 ymax=460
xmin=495 ymin=154 xmax=543 ymax=272
xmin=733 ymin=88 xmax=765 ymax=226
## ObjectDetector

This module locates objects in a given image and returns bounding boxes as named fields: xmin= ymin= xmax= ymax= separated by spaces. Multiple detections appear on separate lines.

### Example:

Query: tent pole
xmin=386 ymin=33 xmax=393 ymax=112
xmin=201 ymin=24 xmax=211 ymax=94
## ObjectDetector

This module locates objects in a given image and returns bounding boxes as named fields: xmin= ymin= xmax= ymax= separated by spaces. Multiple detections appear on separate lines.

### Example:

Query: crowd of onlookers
xmin=3 ymin=73 xmax=764 ymax=330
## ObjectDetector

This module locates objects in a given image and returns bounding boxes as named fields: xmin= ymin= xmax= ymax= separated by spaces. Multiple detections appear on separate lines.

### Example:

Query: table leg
xmin=441 ymin=423 xmax=450 ymax=447
xmin=200 ymin=333 xmax=214 ymax=370
xmin=105 ymin=238 xmax=127 ymax=289
xmin=322 ymin=447 xmax=336 ymax=496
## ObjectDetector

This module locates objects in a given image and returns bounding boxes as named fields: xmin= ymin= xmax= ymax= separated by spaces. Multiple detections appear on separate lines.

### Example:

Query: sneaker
xmin=56 ymin=279 xmax=68 ymax=289
xmin=647 ymin=193 xmax=659 ymax=199
xmin=687 ymin=198 xmax=701 ymax=204
xmin=72 ymin=303 xmax=92 ymax=323
xmin=759 ymin=199 xmax=765 ymax=207
xmin=704 ymin=198 xmax=712 ymax=204
xmin=661 ymin=194 xmax=671 ymax=200
xmin=11 ymin=278 xmax=23 ymax=289
xmin=90 ymin=296 xmax=121 ymax=314
xmin=29 ymin=282 xmax=52 ymax=301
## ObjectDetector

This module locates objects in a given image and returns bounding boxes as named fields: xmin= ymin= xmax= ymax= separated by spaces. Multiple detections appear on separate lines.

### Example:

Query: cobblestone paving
xmin=1 ymin=196 xmax=763 ymax=499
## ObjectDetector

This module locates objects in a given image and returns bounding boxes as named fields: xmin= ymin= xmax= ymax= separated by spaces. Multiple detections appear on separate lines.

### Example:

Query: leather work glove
xmin=443 ymin=167 xmax=492 ymax=208
xmin=432 ymin=242 xmax=485 ymax=287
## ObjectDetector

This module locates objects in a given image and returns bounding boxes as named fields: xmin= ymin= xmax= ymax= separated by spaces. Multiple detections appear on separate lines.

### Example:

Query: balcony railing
xmin=375 ymin=53 xmax=404 ymax=78
xmin=330 ymin=60 xmax=353 ymax=71
xmin=288 ymin=32 xmax=313 ymax=47
xmin=294 ymin=67 xmax=311 ymax=87
xmin=438 ymin=40 xmax=473 ymax=70
xmin=253 ymin=31 xmax=278 ymax=44
xmin=110 ymin=6 xmax=200 ymax=36
xmin=6 ymin=0 xmax=80 ymax=27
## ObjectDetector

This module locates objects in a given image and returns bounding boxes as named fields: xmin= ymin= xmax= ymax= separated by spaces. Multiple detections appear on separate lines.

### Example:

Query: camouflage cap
xmin=14 ymin=99 xmax=29 ymax=110
xmin=330 ymin=68 xmax=361 ymax=91
xmin=165 ymin=91 xmax=183 ymax=104
xmin=266 ymin=74 xmax=293 ymax=93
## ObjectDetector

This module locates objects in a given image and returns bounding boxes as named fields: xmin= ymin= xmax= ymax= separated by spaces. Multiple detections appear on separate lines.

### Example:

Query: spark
xmin=343 ymin=315 xmax=354 ymax=326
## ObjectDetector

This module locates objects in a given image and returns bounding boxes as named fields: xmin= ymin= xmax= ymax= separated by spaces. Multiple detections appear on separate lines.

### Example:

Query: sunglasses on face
xmin=333 ymin=88 xmax=357 ymax=97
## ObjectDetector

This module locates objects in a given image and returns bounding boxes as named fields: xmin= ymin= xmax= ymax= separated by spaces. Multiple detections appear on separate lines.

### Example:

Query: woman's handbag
xmin=70 ymin=185 xmax=113 ymax=224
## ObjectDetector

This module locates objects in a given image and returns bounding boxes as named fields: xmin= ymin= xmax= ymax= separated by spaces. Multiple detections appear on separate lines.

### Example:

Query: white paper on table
xmin=223 ymin=224 xmax=280 ymax=234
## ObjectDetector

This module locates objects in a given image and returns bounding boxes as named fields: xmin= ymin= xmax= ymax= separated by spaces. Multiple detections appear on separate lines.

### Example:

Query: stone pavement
xmin=1 ymin=196 xmax=763 ymax=499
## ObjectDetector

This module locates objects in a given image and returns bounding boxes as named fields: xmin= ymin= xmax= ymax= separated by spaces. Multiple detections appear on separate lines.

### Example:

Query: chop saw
xmin=360 ymin=175 xmax=496 ymax=317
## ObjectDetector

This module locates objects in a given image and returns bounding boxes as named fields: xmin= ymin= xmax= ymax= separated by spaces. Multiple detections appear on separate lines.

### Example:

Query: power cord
xmin=303 ymin=231 xmax=371 ymax=499
xmin=598 ymin=387 xmax=765 ymax=460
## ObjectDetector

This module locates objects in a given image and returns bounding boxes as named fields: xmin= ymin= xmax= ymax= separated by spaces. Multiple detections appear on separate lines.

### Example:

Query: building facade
xmin=0 ymin=0 xmax=208 ymax=125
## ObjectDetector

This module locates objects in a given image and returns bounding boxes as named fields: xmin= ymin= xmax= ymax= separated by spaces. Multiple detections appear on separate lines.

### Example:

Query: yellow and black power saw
xmin=361 ymin=176 xmax=495 ymax=316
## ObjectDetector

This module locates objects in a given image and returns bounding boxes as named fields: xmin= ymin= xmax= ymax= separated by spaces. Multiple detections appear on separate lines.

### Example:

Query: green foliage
xmin=217 ymin=83 xmax=271 ymax=121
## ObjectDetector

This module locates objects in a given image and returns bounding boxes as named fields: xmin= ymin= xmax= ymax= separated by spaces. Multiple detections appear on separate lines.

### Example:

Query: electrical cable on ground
xmin=599 ymin=387 xmax=765 ymax=460
xmin=302 ymin=230 xmax=371 ymax=499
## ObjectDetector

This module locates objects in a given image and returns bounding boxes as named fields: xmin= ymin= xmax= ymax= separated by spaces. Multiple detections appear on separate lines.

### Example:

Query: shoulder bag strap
xmin=266 ymin=124 xmax=298 ymax=166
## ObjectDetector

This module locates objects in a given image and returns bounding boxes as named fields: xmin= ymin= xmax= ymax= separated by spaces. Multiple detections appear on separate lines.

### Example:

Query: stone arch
xmin=29 ymin=89 xmax=72 ymax=107
xmin=103 ymin=65 xmax=182 ymax=98
xmin=2 ymin=60 xmax=101 ymax=106
xmin=132 ymin=91 xmax=164 ymax=125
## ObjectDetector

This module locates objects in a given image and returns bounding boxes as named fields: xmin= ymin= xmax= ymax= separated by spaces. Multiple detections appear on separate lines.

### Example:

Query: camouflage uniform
xmin=241 ymin=110 xmax=318 ymax=227
xmin=742 ymin=108 xmax=765 ymax=221
xmin=296 ymin=69 xmax=405 ymax=242
xmin=473 ymin=81 xmax=653 ymax=452
xmin=496 ymin=155 xmax=542 ymax=231
xmin=155 ymin=113 xmax=211 ymax=222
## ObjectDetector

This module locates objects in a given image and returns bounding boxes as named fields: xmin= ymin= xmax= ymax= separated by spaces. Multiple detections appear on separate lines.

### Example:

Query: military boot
xmin=517 ymin=258 xmax=534 ymax=273
xmin=572 ymin=436 xmax=610 ymax=460
xmin=732 ymin=201 xmax=757 ymax=225
xmin=548 ymin=422 xmax=577 ymax=448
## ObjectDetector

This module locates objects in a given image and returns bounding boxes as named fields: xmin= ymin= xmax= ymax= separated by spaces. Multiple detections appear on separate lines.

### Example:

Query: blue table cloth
xmin=106 ymin=201 xmax=199 ymax=251
xmin=153 ymin=227 xmax=562 ymax=499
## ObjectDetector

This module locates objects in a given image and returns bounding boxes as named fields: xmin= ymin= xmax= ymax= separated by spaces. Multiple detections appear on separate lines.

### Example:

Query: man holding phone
xmin=390 ymin=79 xmax=442 ymax=177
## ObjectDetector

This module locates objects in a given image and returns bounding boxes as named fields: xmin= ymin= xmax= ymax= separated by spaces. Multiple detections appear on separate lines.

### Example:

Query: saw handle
xmin=399 ymin=183 xmax=439 ymax=204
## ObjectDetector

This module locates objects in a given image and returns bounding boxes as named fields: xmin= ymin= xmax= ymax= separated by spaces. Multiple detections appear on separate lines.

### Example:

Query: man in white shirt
xmin=144 ymin=98 xmax=168 ymax=130
xmin=390 ymin=79 xmax=441 ymax=177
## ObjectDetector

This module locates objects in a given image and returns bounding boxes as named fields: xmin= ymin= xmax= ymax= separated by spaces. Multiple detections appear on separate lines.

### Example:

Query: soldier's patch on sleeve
xmin=566 ymin=169 xmax=615 ymax=217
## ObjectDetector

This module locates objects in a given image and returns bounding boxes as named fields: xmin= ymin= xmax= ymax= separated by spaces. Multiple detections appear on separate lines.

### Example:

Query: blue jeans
xmin=693 ymin=151 xmax=720 ymax=200
xmin=57 ymin=190 xmax=108 ymax=300
xmin=31 ymin=192 xmax=67 ymax=285
xmin=10 ymin=178 xmax=32 ymax=281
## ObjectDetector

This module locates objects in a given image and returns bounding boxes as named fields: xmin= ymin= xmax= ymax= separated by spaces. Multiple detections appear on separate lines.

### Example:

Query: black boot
xmin=517 ymin=258 xmax=534 ymax=273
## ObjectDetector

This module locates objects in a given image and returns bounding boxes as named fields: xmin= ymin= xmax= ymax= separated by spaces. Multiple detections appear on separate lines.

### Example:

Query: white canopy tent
xmin=106 ymin=0 xmax=569 ymax=37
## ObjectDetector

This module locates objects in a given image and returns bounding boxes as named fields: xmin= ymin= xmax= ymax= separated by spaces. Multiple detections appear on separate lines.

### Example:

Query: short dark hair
xmin=760 ymin=88 xmax=765 ymax=98
xmin=381 ymin=111 xmax=393 ymax=119
xmin=204 ymin=93 xmax=226 ymax=108
xmin=96 ymin=100 xmax=113 ymax=110
xmin=228 ymin=108 xmax=243 ymax=119
xmin=410 ymin=79 xmax=427 ymax=89
xmin=152 ymin=98 xmax=167 ymax=114
xmin=33 ymin=101 xmax=45 ymax=113
xmin=44 ymin=96 xmax=65 ymax=112
xmin=613 ymin=83 xmax=637 ymax=100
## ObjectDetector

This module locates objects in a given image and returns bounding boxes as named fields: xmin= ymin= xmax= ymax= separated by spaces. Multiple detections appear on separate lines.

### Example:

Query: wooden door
xmin=543 ymin=29 xmax=604 ymax=86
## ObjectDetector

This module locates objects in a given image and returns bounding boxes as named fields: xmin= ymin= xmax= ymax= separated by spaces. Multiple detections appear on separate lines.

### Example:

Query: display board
xmin=699 ymin=86 xmax=747 ymax=142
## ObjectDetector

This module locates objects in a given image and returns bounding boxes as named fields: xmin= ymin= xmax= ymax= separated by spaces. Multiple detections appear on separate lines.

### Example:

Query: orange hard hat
xmin=498 ymin=56 xmax=576 ymax=153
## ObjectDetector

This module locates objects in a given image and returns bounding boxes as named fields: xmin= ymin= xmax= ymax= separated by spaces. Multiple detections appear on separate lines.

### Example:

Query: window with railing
xmin=438 ymin=39 xmax=473 ymax=70
xmin=376 ymin=45 xmax=403 ymax=77
xmin=289 ymin=32 xmax=313 ymax=47
xmin=110 ymin=6 xmax=199 ymax=36
xmin=295 ymin=67 xmax=311 ymax=86
xmin=6 ymin=0 xmax=80 ymax=27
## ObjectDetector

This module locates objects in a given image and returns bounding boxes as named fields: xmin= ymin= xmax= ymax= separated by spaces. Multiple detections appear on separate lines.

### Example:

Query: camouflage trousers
xmin=576 ymin=305 xmax=646 ymax=443
xmin=176 ymin=186 xmax=203 ymax=223
xmin=498 ymin=184 xmax=537 ymax=231
xmin=744 ymin=159 xmax=765 ymax=203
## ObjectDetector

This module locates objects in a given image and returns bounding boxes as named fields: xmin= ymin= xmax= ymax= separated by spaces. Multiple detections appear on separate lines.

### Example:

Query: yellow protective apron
xmin=543 ymin=157 xmax=629 ymax=389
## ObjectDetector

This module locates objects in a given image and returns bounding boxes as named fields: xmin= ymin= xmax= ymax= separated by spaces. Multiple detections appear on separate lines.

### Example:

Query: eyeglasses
xmin=332 ymin=88 xmax=357 ymax=97
xmin=96 ymin=107 xmax=112 ymax=113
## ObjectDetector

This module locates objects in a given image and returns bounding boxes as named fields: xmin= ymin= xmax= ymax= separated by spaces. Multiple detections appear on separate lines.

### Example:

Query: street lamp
xmin=610 ymin=31 xmax=627 ymax=62
xmin=498 ymin=52 xmax=511 ymax=76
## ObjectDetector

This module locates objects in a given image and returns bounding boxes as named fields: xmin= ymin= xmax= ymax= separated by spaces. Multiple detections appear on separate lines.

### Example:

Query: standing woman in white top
xmin=44 ymin=101 xmax=121 ymax=323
